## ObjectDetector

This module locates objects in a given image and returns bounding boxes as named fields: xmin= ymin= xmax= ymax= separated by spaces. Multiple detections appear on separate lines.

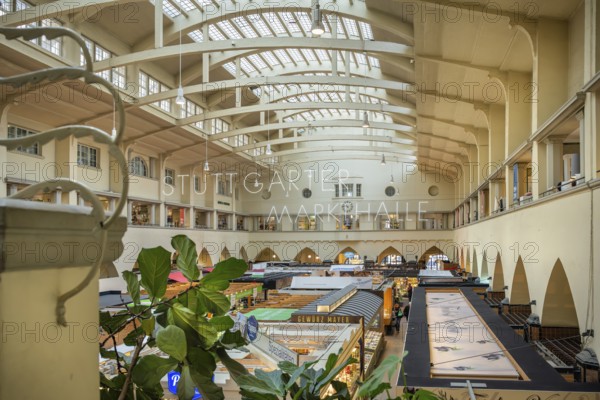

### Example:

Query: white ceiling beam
xmin=136 ymin=75 xmax=413 ymax=107
xmin=93 ymin=38 xmax=412 ymax=71
xmin=178 ymin=102 xmax=416 ymax=126
xmin=131 ymin=0 xmax=414 ymax=50
xmin=254 ymin=145 xmax=417 ymax=161
xmin=208 ymin=120 xmax=416 ymax=141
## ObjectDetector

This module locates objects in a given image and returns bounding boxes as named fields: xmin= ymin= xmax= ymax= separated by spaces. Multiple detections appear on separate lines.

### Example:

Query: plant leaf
xmin=140 ymin=316 xmax=156 ymax=336
xmin=312 ymin=357 xmax=357 ymax=394
xmin=197 ymin=289 xmax=231 ymax=315
xmin=99 ymin=311 xmax=130 ymax=334
xmin=122 ymin=270 xmax=141 ymax=305
xmin=170 ymin=303 xmax=218 ymax=349
xmin=220 ymin=329 xmax=247 ymax=349
xmin=187 ymin=347 xmax=217 ymax=376
xmin=156 ymin=325 xmax=187 ymax=362
xmin=237 ymin=373 xmax=284 ymax=397
xmin=209 ymin=315 xmax=235 ymax=331
xmin=216 ymin=347 xmax=251 ymax=383
xmin=131 ymin=355 xmax=178 ymax=390
xmin=123 ymin=326 xmax=145 ymax=347
xmin=199 ymin=258 xmax=247 ymax=290
xmin=188 ymin=348 xmax=223 ymax=400
xmin=137 ymin=246 xmax=171 ymax=300
xmin=357 ymin=353 xmax=406 ymax=398
xmin=177 ymin=365 xmax=197 ymax=400
xmin=171 ymin=235 xmax=199 ymax=281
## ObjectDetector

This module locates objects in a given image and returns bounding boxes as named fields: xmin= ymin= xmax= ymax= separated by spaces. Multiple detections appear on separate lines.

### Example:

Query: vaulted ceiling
xmin=0 ymin=0 xmax=583 ymax=169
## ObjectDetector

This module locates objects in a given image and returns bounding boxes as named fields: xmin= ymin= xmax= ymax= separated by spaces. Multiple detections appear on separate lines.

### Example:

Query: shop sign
xmin=291 ymin=314 xmax=361 ymax=324
xmin=247 ymin=316 xmax=259 ymax=342
xmin=167 ymin=371 xmax=201 ymax=399
xmin=253 ymin=332 xmax=298 ymax=365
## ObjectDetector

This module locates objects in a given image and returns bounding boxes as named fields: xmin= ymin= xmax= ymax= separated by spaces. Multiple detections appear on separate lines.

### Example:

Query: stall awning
xmin=168 ymin=271 xmax=188 ymax=283
xmin=291 ymin=286 xmax=382 ymax=327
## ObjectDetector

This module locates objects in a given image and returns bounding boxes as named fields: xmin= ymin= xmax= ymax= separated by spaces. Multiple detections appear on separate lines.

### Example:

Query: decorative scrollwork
xmin=0 ymin=26 xmax=129 ymax=326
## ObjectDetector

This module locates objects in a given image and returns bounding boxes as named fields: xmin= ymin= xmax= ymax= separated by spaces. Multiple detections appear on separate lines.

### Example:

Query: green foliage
xmin=137 ymin=246 xmax=171 ymax=300
xmin=171 ymin=235 xmax=199 ymax=281
xmin=100 ymin=235 xmax=439 ymax=400
xmin=99 ymin=235 xmax=249 ymax=400
xmin=122 ymin=271 xmax=140 ymax=305
xmin=156 ymin=325 xmax=187 ymax=362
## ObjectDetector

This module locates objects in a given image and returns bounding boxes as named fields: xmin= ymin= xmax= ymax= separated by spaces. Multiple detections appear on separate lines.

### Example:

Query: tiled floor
xmin=374 ymin=318 xmax=408 ymax=399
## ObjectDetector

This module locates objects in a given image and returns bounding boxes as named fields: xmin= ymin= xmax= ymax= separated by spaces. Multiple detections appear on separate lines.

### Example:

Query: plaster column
xmin=504 ymin=72 xmax=532 ymax=157
xmin=531 ymin=140 xmax=547 ymax=200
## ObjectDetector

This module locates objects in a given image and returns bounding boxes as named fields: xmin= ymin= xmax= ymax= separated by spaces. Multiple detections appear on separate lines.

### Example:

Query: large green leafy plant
xmin=99 ymin=235 xmax=248 ymax=400
xmin=219 ymin=349 xmax=439 ymax=400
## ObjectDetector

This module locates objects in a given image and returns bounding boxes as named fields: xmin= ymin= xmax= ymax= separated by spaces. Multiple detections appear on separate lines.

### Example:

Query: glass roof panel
xmin=222 ymin=62 xmax=237 ymax=76
xmin=274 ymin=49 xmax=292 ymax=64
xmin=326 ymin=15 xmax=345 ymax=38
xmin=358 ymin=21 xmax=374 ymax=39
xmin=300 ymin=49 xmax=317 ymax=62
xmin=162 ymin=0 xmax=181 ymax=18
xmin=239 ymin=58 xmax=257 ymax=74
xmin=188 ymin=29 xmax=204 ymax=42
xmin=280 ymin=12 xmax=301 ymax=33
xmin=217 ymin=20 xmax=243 ymax=39
xmin=208 ymin=25 xmax=226 ymax=41
xmin=252 ymin=15 xmax=274 ymax=36
xmin=261 ymin=51 xmax=281 ymax=66
xmin=172 ymin=0 xmax=195 ymax=12
xmin=233 ymin=17 xmax=259 ymax=38
xmin=196 ymin=0 xmax=213 ymax=6
xmin=342 ymin=17 xmax=359 ymax=37
xmin=369 ymin=56 xmax=380 ymax=68
xmin=287 ymin=48 xmax=304 ymax=63
xmin=294 ymin=12 xmax=312 ymax=34
xmin=263 ymin=12 xmax=287 ymax=35
xmin=248 ymin=54 xmax=268 ymax=70
xmin=314 ymin=49 xmax=329 ymax=62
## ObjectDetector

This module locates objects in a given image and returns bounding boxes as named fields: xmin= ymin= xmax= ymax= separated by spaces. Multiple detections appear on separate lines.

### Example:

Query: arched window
xmin=129 ymin=156 xmax=148 ymax=177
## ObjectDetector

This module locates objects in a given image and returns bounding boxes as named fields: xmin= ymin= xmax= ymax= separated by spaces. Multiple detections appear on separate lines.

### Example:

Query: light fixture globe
xmin=203 ymin=161 xmax=209 ymax=172
xmin=175 ymin=86 xmax=185 ymax=105
xmin=311 ymin=3 xmax=325 ymax=35
xmin=266 ymin=143 xmax=272 ymax=155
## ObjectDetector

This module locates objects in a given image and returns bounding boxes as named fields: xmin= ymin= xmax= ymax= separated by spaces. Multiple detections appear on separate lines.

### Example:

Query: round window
xmin=302 ymin=188 xmax=312 ymax=198
xmin=385 ymin=186 xmax=396 ymax=197
xmin=428 ymin=185 xmax=439 ymax=196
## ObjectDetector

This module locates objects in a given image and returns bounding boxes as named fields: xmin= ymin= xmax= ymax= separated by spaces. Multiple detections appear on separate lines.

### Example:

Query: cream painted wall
xmin=238 ymin=160 xmax=457 ymax=216
xmin=568 ymin=2 xmax=585 ymax=99
xmin=454 ymin=184 xmax=600 ymax=355
xmin=246 ymin=230 xmax=454 ymax=262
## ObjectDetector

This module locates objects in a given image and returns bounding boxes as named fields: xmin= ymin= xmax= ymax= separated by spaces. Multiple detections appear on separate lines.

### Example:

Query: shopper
xmin=407 ymin=284 xmax=413 ymax=301
xmin=403 ymin=303 xmax=410 ymax=321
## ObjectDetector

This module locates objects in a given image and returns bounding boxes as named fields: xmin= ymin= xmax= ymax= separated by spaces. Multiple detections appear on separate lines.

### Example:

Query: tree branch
xmin=117 ymin=336 xmax=144 ymax=400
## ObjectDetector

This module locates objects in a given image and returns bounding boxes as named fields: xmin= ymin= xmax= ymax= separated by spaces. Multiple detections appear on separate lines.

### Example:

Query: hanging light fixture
xmin=362 ymin=111 xmax=370 ymax=128
xmin=111 ymin=99 xmax=117 ymax=137
xmin=311 ymin=2 xmax=325 ymax=36
xmin=380 ymin=154 xmax=386 ymax=165
xmin=204 ymin=130 xmax=209 ymax=171
xmin=175 ymin=1 xmax=185 ymax=106
xmin=390 ymin=164 xmax=394 ymax=183
xmin=254 ymin=174 xmax=260 ymax=188
xmin=361 ymin=51 xmax=370 ymax=129
xmin=265 ymin=82 xmax=272 ymax=155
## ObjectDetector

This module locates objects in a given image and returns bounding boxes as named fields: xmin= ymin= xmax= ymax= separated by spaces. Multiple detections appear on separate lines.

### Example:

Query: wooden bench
xmin=499 ymin=304 xmax=531 ymax=337
xmin=530 ymin=326 xmax=581 ymax=381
